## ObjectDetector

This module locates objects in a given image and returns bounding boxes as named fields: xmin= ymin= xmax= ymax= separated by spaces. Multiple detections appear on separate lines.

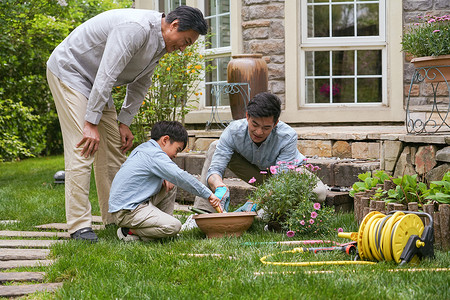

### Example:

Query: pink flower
xmin=270 ymin=165 xmax=278 ymax=174
xmin=433 ymin=29 xmax=441 ymax=33
xmin=312 ymin=166 xmax=321 ymax=171
xmin=295 ymin=167 xmax=303 ymax=173
xmin=311 ymin=211 xmax=318 ymax=219
xmin=309 ymin=219 xmax=315 ymax=224
xmin=338 ymin=227 xmax=344 ymax=233
xmin=300 ymin=220 xmax=305 ymax=226
xmin=260 ymin=171 xmax=267 ymax=175
xmin=428 ymin=18 xmax=436 ymax=23
xmin=248 ymin=177 xmax=256 ymax=184
xmin=287 ymin=165 xmax=295 ymax=170
xmin=286 ymin=230 xmax=295 ymax=238
xmin=313 ymin=203 xmax=321 ymax=210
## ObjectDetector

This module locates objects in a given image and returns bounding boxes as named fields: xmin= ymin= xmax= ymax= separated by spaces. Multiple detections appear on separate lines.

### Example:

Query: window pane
xmin=357 ymin=3 xmax=379 ymax=36
xmin=307 ymin=4 xmax=329 ymax=37
xmin=218 ymin=15 xmax=230 ymax=47
xmin=219 ymin=0 xmax=229 ymax=14
xmin=333 ymin=51 xmax=354 ymax=76
xmin=306 ymin=51 xmax=329 ymax=76
xmin=306 ymin=79 xmax=330 ymax=104
xmin=332 ymin=4 xmax=354 ymax=37
xmin=357 ymin=50 xmax=381 ymax=75
xmin=205 ymin=57 xmax=230 ymax=106
xmin=333 ymin=78 xmax=354 ymax=103
xmin=358 ymin=78 xmax=382 ymax=102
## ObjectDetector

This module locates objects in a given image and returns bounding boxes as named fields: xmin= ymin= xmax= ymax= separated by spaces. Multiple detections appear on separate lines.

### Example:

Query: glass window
xmin=305 ymin=50 xmax=382 ymax=104
xmin=302 ymin=0 xmax=384 ymax=105
xmin=204 ymin=0 xmax=231 ymax=107
xmin=159 ymin=0 xmax=186 ymax=13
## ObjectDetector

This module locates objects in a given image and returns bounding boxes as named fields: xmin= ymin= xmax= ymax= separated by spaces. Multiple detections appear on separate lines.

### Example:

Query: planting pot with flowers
xmin=402 ymin=14 xmax=450 ymax=82
xmin=247 ymin=161 xmax=334 ymax=235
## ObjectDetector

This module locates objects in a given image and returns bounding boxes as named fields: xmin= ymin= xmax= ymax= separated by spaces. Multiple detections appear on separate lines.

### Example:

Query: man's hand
xmin=162 ymin=180 xmax=175 ymax=193
xmin=214 ymin=186 xmax=230 ymax=212
xmin=77 ymin=121 xmax=100 ymax=157
xmin=119 ymin=123 xmax=134 ymax=153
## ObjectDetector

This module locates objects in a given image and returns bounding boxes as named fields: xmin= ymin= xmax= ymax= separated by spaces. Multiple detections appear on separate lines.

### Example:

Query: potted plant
xmin=402 ymin=14 xmax=450 ymax=82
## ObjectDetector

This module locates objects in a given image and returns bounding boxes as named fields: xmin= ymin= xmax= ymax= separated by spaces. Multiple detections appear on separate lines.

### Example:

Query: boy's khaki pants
xmin=47 ymin=69 xmax=126 ymax=234
xmin=112 ymin=186 xmax=181 ymax=239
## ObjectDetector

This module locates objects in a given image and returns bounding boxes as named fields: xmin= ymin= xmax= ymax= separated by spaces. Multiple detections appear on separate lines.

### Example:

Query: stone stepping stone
xmin=0 ymin=239 xmax=66 ymax=248
xmin=35 ymin=223 xmax=104 ymax=231
xmin=0 ymin=282 xmax=63 ymax=297
xmin=0 ymin=259 xmax=54 ymax=270
xmin=0 ymin=272 xmax=45 ymax=283
xmin=174 ymin=203 xmax=191 ymax=212
xmin=0 ymin=248 xmax=50 ymax=260
xmin=0 ymin=230 xmax=70 ymax=239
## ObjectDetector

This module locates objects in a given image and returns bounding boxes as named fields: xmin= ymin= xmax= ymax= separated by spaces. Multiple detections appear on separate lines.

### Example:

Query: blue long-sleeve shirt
xmin=109 ymin=139 xmax=212 ymax=212
xmin=206 ymin=119 xmax=305 ymax=181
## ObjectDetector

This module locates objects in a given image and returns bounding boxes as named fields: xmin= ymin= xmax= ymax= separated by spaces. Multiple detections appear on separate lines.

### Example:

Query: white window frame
xmin=283 ymin=0 xmax=404 ymax=124
xmin=300 ymin=0 xmax=386 ymax=107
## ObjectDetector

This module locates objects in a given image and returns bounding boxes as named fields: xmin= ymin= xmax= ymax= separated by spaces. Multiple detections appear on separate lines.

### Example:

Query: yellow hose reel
xmin=339 ymin=210 xmax=434 ymax=265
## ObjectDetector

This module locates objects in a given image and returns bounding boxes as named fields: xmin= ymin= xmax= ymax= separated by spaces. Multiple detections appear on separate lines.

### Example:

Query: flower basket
xmin=411 ymin=54 xmax=450 ymax=83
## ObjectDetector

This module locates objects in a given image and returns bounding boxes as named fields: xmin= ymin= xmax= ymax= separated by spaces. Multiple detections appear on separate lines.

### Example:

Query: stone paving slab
xmin=0 ymin=259 xmax=54 ymax=270
xmin=0 ymin=272 xmax=45 ymax=283
xmin=35 ymin=223 xmax=104 ymax=231
xmin=0 ymin=240 xmax=66 ymax=248
xmin=92 ymin=216 xmax=102 ymax=223
xmin=0 ymin=249 xmax=50 ymax=260
xmin=0 ymin=282 xmax=63 ymax=297
xmin=174 ymin=203 xmax=191 ymax=212
xmin=0 ymin=230 xmax=70 ymax=239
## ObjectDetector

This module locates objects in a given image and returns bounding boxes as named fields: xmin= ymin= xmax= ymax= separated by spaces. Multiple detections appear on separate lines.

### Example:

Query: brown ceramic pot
xmin=227 ymin=54 xmax=268 ymax=120
xmin=193 ymin=211 xmax=257 ymax=238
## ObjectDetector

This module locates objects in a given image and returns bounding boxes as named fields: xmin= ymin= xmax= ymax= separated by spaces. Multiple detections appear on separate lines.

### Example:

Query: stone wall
xmin=241 ymin=0 xmax=286 ymax=105
xmin=403 ymin=0 xmax=450 ymax=108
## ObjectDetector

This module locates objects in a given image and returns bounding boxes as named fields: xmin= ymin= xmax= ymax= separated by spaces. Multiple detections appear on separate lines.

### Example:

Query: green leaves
xmin=423 ymin=171 xmax=450 ymax=204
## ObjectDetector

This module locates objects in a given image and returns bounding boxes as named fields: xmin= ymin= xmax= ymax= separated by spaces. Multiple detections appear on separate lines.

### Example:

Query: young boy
xmin=109 ymin=121 xmax=220 ymax=241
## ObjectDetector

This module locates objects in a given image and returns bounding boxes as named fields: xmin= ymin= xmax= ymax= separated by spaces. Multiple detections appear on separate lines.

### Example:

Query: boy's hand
xmin=214 ymin=186 xmax=230 ymax=212
xmin=208 ymin=194 xmax=221 ymax=210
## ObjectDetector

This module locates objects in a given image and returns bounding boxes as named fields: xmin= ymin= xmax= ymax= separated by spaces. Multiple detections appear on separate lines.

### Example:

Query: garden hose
xmin=260 ymin=211 xmax=434 ymax=267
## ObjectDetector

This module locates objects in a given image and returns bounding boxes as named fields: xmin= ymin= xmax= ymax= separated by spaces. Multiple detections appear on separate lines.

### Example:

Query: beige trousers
xmin=193 ymin=140 xmax=328 ymax=212
xmin=112 ymin=186 xmax=181 ymax=239
xmin=47 ymin=69 xmax=126 ymax=234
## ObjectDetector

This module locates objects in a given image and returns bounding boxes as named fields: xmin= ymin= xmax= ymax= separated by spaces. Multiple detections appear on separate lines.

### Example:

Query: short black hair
xmin=166 ymin=5 xmax=208 ymax=35
xmin=151 ymin=121 xmax=188 ymax=150
xmin=246 ymin=92 xmax=282 ymax=123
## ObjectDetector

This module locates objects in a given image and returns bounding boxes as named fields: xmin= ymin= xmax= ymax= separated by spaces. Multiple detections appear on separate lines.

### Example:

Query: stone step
xmin=0 ymin=230 xmax=70 ymax=239
xmin=0 ymin=240 xmax=66 ymax=248
xmin=0 ymin=282 xmax=62 ymax=297
xmin=0 ymin=272 xmax=45 ymax=283
xmin=0 ymin=259 xmax=54 ymax=270
xmin=0 ymin=249 xmax=50 ymax=260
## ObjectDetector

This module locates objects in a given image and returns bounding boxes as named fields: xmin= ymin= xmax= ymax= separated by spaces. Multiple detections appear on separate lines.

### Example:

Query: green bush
xmin=0 ymin=99 xmax=45 ymax=161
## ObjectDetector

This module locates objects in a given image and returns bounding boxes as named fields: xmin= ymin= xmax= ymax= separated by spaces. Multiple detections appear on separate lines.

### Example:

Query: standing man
xmin=191 ymin=92 xmax=327 ymax=215
xmin=47 ymin=6 xmax=208 ymax=242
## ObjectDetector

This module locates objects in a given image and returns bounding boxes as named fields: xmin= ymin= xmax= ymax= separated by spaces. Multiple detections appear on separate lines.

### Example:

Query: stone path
xmin=0 ymin=203 xmax=191 ymax=298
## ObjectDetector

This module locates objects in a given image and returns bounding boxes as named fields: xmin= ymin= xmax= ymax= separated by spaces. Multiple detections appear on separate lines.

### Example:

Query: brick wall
xmin=403 ymin=0 xmax=450 ymax=108
xmin=241 ymin=0 xmax=286 ymax=105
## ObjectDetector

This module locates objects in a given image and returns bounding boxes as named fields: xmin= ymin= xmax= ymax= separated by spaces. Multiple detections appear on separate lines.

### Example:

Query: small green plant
xmin=423 ymin=171 xmax=450 ymax=204
xmin=248 ymin=161 xmax=320 ymax=229
xmin=386 ymin=174 xmax=428 ymax=205
xmin=349 ymin=170 xmax=390 ymax=197
xmin=402 ymin=14 xmax=450 ymax=57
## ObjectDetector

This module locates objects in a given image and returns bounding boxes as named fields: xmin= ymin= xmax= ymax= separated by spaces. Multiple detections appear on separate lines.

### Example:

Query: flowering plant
xmin=284 ymin=201 xmax=335 ymax=236
xmin=402 ymin=14 xmax=450 ymax=57
xmin=247 ymin=161 xmax=324 ymax=231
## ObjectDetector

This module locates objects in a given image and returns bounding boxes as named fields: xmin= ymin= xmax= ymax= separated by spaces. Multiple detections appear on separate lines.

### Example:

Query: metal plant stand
xmin=406 ymin=65 xmax=450 ymax=134
xmin=206 ymin=82 xmax=251 ymax=130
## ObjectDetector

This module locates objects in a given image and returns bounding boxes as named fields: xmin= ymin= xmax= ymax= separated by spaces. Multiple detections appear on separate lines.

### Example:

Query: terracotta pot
xmin=411 ymin=54 xmax=450 ymax=83
xmin=227 ymin=54 xmax=268 ymax=120
xmin=193 ymin=211 xmax=257 ymax=238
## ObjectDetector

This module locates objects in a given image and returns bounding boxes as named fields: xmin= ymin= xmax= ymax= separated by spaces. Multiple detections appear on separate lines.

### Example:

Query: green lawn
xmin=0 ymin=156 xmax=449 ymax=299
